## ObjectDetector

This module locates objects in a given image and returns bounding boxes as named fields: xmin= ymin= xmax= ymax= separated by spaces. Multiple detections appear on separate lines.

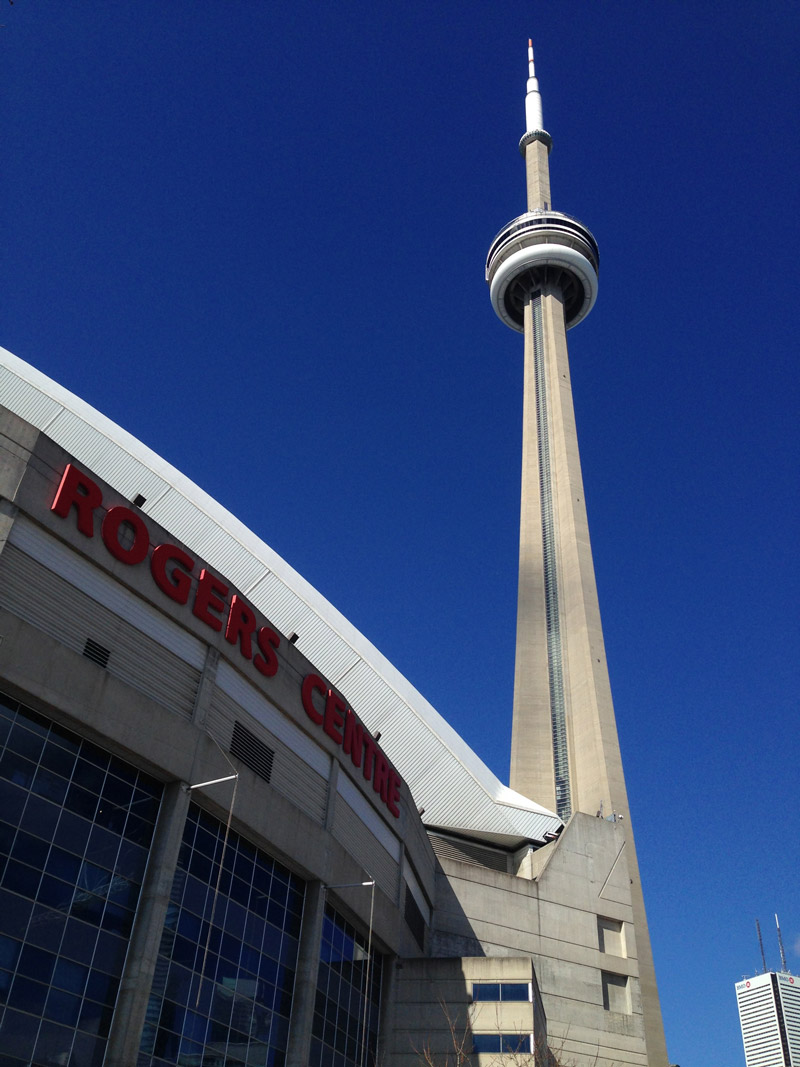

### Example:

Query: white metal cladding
xmin=46 ymin=409 xmax=172 ymax=506
xmin=0 ymin=366 xmax=62 ymax=429
xmin=208 ymin=685 xmax=328 ymax=825
xmin=0 ymin=544 xmax=200 ymax=719
xmin=148 ymin=489 xmax=267 ymax=594
xmin=331 ymin=796 xmax=398 ymax=901
xmin=9 ymin=518 xmax=207 ymax=669
xmin=0 ymin=346 xmax=563 ymax=845
xmin=215 ymin=660 xmax=330 ymax=779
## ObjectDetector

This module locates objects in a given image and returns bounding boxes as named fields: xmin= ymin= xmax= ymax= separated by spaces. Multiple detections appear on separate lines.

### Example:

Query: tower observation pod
xmin=487 ymin=42 xmax=669 ymax=1067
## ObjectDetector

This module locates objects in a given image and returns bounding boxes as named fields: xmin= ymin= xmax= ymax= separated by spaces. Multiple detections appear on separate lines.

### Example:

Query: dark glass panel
xmin=93 ymin=800 xmax=127 ymax=835
xmin=11 ymin=829 xmax=50 ymax=870
xmin=60 ymin=919 xmax=96 ymax=965
xmin=64 ymin=782 xmax=98 ymax=821
xmin=131 ymin=788 xmax=161 ymax=825
xmin=46 ymin=720 xmax=81 ymax=754
xmin=165 ymin=964 xmax=192 ymax=1005
xmin=0 ymin=751 xmax=36 ymax=790
xmin=177 ymin=910 xmax=201 ymax=942
xmin=78 ymin=995 xmax=114 ymax=1037
xmin=26 ymin=902 xmax=67 ymax=949
xmin=39 ymin=742 xmax=76 ymax=778
xmin=0 ymin=890 xmax=33 ymax=936
xmin=114 ymin=839 xmax=148 ymax=883
xmin=85 ymin=969 xmax=117 ymax=1005
xmin=170 ymin=935 xmax=198 ymax=970
xmin=45 ymin=845 xmax=82 ymax=884
xmin=44 ymin=986 xmax=82 ymax=1026
xmin=501 ymin=982 xmax=530 ymax=1001
xmin=52 ymin=957 xmax=89 ymax=995
xmin=2 ymin=859 xmax=41 ymax=899
xmin=19 ymin=792 xmax=60 ymax=840
xmin=70 ymin=891 xmax=104 ymax=927
xmin=17 ymin=943 xmax=55 ymax=983
xmin=0 ymin=1007 xmax=39 ymax=1059
xmin=0 ymin=936 xmax=20 ymax=971
xmin=106 ymin=761 xmax=136 ymax=788
xmin=37 ymin=873 xmax=74 ymax=911
xmin=472 ymin=982 xmax=500 ymax=1001
xmin=78 ymin=741 xmax=109 ymax=772
xmin=125 ymin=812 xmax=155 ymax=846
xmin=6 ymin=724 xmax=45 ymax=763
xmin=70 ymin=1030 xmax=106 ymax=1067
xmin=99 ymin=774 xmax=131 ymax=809
xmin=101 ymin=902 xmax=134 ymax=937
xmin=8 ymin=974 xmax=48 ymax=1014
xmin=0 ymin=781 xmax=26 ymax=827
xmin=72 ymin=758 xmax=106 ymax=796
xmin=53 ymin=810 xmax=91 ymax=856
xmin=91 ymin=930 xmax=127 ymax=976
xmin=31 ymin=766 xmax=69 ymax=806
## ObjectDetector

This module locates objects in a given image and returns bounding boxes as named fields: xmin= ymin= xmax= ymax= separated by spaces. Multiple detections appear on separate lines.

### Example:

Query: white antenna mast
xmin=525 ymin=38 xmax=544 ymax=133
xmin=776 ymin=913 xmax=788 ymax=972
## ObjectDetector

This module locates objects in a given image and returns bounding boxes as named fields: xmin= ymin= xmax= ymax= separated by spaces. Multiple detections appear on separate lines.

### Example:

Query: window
xmin=597 ymin=916 xmax=625 ymax=957
xmin=310 ymin=905 xmax=382 ymax=1067
xmin=472 ymin=982 xmax=531 ymax=1002
xmin=473 ymin=1033 xmax=533 ymax=1054
xmin=601 ymin=972 xmax=631 ymax=1014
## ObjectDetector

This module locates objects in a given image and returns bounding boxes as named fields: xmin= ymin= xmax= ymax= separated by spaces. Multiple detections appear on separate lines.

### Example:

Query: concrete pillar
xmin=104 ymin=780 xmax=190 ymax=1066
xmin=286 ymin=879 xmax=326 ymax=1067
xmin=525 ymin=139 xmax=551 ymax=211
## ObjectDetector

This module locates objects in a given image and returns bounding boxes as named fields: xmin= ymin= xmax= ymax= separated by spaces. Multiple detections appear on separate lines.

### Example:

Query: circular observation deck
xmin=486 ymin=211 xmax=599 ymax=332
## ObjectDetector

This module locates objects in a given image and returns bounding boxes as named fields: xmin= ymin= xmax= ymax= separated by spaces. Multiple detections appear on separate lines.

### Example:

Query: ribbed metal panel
xmin=215 ymin=660 xmax=329 ymax=778
xmin=332 ymin=658 xmax=407 ymax=726
xmin=45 ymin=409 xmax=171 ymax=505
xmin=207 ymin=685 xmax=328 ymax=824
xmin=0 ymin=545 xmax=199 ymax=719
xmin=246 ymin=571 xmax=319 ymax=644
xmin=148 ymin=489 xmax=267 ymax=593
xmin=286 ymin=610 xmax=361 ymax=685
xmin=429 ymin=834 xmax=511 ymax=874
xmin=332 ymin=794 xmax=399 ymax=901
xmin=0 ymin=366 xmax=62 ymax=428
xmin=9 ymin=518 xmax=206 ymax=668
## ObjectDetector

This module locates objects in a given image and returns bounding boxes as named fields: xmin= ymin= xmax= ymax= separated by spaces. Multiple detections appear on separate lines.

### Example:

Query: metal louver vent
xmin=83 ymin=638 xmax=110 ymax=669
xmin=230 ymin=720 xmax=274 ymax=784
xmin=429 ymin=833 xmax=510 ymax=873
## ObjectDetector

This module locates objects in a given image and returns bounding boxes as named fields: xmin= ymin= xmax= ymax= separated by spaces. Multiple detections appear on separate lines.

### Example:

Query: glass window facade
xmin=472 ymin=982 xmax=531 ymax=1002
xmin=472 ymin=1033 xmax=533 ymax=1055
xmin=311 ymin=905 xmax=381 ymax=1067
xmin=137 ymin=803 xmax=304 ymax=1067
xmin=0 ymin=692 xmax=162 ymax=1067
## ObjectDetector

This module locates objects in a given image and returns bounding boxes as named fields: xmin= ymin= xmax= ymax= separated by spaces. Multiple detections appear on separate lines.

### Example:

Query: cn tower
xmin=486 ymin=42 xmax=668 ymax=1065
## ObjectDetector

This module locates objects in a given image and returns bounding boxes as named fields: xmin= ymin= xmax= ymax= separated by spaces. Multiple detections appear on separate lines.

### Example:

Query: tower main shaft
xmin=486 ymin=42 xmax=669 ymax=1066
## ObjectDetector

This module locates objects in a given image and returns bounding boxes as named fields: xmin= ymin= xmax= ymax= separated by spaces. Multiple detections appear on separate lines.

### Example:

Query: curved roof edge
xmin=0 ymin=346 xmax=562 ymax=846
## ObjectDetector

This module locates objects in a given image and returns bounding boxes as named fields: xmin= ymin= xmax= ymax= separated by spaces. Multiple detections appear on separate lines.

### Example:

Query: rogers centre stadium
xmin=0 ymin=344 xmax=651 ymax=1067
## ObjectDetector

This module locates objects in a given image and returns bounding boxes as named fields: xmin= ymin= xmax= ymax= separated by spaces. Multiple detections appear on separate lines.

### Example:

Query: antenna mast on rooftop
xmin=776 ymin=914 xmax=788 ymax=972
xmin=756 ymin=918 xmax=767 ymax=973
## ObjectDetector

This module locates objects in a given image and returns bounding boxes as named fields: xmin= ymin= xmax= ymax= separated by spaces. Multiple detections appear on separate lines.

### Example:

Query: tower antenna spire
xmin=776 ymin=914 xmax=789 ymax=972
xmin=756 ymin=918 xmax=768 ymax=973
xmin=525 ymin=38 xmax=544 ymax=134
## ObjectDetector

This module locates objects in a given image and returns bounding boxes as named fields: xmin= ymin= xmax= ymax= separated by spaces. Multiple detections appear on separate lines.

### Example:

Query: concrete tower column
xmin=486 ymin=41 xmax=668 ymax=1067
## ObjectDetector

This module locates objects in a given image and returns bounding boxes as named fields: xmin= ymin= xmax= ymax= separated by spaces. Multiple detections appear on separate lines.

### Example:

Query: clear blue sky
xmin=3 ymin=3 xmax=799 ymax=1064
